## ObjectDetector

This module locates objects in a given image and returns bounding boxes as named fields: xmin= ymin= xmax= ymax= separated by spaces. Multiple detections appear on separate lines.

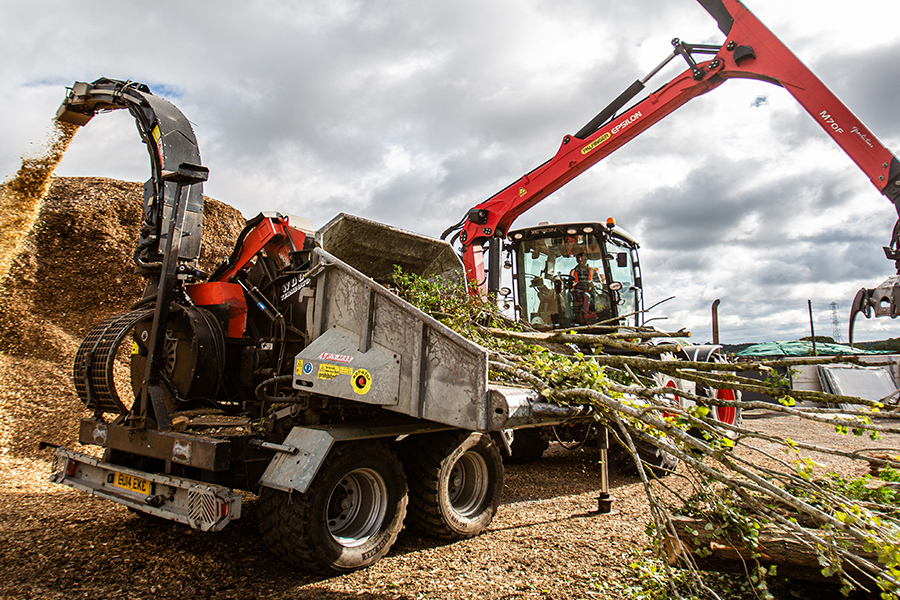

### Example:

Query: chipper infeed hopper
xmin=296 ymin=217 xmax=580 ymax=432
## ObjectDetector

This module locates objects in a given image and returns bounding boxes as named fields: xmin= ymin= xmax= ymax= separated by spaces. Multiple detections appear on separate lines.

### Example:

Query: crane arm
xmin=449 ymin=0 xmax=900 ymax=296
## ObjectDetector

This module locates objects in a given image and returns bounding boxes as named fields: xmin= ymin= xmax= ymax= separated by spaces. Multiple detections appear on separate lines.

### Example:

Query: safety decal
xmin=319 ymin=352 xmax=354 ymax=364
xmin=132 ymin=341 xmax=139 ymax=355
xmin=151 ymin=125 xmax=165 ymax=166
xmin=318 ymin=363 xmax=352 ymax=380
xmin=302 ymin=361 xmax=313 ymax=376
xmin=352 ymin=369 xmax=372 ymax=395
xmin=295 ymin=359 xmax=304 ymax=375
xmin=518 ymin=187 xmax=527 ymax=197
xmin=581 ymin=132 xmax=611 ymax=155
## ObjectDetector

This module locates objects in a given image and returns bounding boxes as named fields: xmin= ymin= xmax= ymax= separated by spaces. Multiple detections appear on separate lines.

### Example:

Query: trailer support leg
xmin=594 ymin=427 xmax=617 ymax=515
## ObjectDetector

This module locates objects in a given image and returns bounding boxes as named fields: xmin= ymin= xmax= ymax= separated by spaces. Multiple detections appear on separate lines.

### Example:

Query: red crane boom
xmin=444 ymin=0 xmax=900 ymax=332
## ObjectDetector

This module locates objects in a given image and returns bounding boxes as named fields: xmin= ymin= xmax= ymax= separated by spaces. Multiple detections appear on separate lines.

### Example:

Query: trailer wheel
xmin=633 ymin=438 xmax=680 ymax=477
xmin=402 ymin=431 xmax=503 ymax=539
xmin=503 ymin=428 xmax=550 ymax=464
xmin=258 ymin=440 xmax=407 ymax=573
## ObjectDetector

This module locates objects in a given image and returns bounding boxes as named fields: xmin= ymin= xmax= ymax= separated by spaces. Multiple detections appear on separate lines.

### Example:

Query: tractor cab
xmin=507 ymin=219 xmax=643 ymax=329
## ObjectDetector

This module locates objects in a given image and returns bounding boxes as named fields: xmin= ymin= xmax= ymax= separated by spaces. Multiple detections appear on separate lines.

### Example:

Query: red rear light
xmin=65 ymin=459 xmax=77 ymax=477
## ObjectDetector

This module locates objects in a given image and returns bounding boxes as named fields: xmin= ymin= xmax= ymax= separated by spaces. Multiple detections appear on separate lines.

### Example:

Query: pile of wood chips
xmin=0 ymin=176 xmax=245 ymax=457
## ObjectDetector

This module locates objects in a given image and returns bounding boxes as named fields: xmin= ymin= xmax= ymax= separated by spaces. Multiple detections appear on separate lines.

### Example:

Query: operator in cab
xmin=569 ymin=252 xmax=607 ymax=325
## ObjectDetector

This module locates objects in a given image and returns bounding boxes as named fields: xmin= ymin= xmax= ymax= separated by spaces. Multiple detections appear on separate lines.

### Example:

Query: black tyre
xmin=257 ymin=440 xmax=407 ymax=573
xmin=503 ymin=428 xmax=550 ymax=464
xmin=633 ymin=439 xmax=680 ymax=477
xmin=402 ymin=431 xmax=504 ymax=539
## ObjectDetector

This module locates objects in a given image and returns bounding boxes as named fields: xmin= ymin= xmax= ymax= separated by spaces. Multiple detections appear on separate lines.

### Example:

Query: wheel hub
xmin=326 ymin=468 xmax=388 ymax=548
xmin=447 ymin=451 xmax=489 ymax=518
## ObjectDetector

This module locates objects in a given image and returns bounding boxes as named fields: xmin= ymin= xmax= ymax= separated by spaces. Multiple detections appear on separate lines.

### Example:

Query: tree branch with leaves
xmin=391 ymin=267 xmax=900 ymax=599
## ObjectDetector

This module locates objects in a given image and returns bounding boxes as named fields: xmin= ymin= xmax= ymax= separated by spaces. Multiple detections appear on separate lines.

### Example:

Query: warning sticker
xmin=295 ymin=359 xmax=304 ymax=374
xmin=132 ymin=342 xmax=139 ymax=355
xmin=319 ymin=352 xmax=354 ymax=364
xmin=352 ymin=369 xmax=372 ymax=395
xmin=318 ymin=363 xmax=352 ymax=380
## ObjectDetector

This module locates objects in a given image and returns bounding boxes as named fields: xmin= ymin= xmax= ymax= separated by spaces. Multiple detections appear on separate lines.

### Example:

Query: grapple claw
xmin=848 ymin=275 xmax=900 ymax=345
xmin=869 ymin=275 xmax=900 ymax=318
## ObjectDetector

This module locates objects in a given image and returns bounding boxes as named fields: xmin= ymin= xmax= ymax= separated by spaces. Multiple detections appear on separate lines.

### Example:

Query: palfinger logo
xmin=352 ymin=369 xmax=372 ymax=395
xmin=581 ymin=110 xmax=643 ymax=155
xmin=581 ymin=132 xmax=611 ymax=155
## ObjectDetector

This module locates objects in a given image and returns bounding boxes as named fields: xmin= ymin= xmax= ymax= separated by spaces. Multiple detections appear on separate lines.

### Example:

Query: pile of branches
xmin=392 ymin=267 xmax=900 ymax=599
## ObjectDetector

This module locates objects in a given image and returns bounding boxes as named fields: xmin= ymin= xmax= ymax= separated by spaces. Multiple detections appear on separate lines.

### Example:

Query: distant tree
xmin=872 ymin=337 xmax=900 ymax=351
xmin=719 ymin=343 xmax=753 ymax=355
xmin=800 ymin=335 xmax=836 ymax=344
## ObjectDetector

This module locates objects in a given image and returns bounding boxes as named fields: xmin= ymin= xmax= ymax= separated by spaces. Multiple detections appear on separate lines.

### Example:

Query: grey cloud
xmin=814 ymin=41 xmax=900 ymax=141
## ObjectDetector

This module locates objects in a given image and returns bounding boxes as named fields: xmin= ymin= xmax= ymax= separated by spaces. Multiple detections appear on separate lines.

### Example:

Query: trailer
xmin=48 ymin=78 xmax=597 ymax=571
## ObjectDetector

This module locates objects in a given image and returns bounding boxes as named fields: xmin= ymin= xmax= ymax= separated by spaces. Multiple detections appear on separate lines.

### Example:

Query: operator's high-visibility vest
xmin=570 ymin=265 xmax=599 ymax=285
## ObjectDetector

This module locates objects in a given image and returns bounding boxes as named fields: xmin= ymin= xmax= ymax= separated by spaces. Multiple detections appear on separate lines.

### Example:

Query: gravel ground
xmin=0 ymin=441 xmax=652 ymax=600
xmin=2 ymin=411 xmax=898 ymax=600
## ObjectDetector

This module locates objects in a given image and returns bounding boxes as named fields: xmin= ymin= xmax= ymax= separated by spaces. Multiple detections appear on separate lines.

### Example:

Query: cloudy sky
xmin=3 ymin=0 xmax=900 ymax=344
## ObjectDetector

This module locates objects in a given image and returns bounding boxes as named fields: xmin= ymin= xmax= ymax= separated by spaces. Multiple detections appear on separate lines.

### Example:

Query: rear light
xmin=65 ymin=459 xmax=77 ymax=477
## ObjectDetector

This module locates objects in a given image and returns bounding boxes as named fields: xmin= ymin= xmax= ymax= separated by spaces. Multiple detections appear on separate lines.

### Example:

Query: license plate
xmin=112 ymin=471 xmax=153 ymax=495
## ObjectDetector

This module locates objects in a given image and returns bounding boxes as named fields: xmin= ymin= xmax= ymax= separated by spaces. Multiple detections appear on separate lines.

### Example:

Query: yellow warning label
xmin=295 ymin=359 xmax=304 ymax=374
xmin=518 ymin=187 xmax=527 ymax=197
xmin=352 ymin=369 xmax=372 ymax=395
xmin=318 ymin=363 xmax=352 ymax=380
xmin=581 ymin=132 xmax=611 ymax=155
xmin=131 ymin=341 xmax=139 ymax=355
xmin=152 ymin=125 xmax=161 ymax=142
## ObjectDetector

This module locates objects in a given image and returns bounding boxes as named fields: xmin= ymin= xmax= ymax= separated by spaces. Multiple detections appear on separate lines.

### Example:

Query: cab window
xmin=516 ymin=233 xmax=613 ymax=328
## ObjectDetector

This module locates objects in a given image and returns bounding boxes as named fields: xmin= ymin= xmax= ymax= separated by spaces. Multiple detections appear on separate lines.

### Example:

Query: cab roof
xmin=507 ymin=221 xmax=639 ymax=248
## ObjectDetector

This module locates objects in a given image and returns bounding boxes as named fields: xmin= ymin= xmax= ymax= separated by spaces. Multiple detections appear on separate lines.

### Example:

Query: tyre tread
xmin=400 ymin=431 xmax=502 ymax=540
xmin=257 ymin=441 xmax=406 ymax=573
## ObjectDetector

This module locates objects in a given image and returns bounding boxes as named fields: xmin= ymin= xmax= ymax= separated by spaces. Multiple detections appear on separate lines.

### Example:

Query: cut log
xmin=664 ymin=516 xmax=879 ymax=584
xmin=188 ymin=415 xmax=251 ymax=428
